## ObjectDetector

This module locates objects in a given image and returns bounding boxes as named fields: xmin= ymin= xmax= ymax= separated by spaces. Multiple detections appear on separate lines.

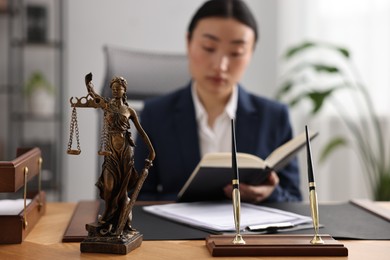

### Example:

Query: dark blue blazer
xmin=134 ymin=84 xmax=302 ymax=202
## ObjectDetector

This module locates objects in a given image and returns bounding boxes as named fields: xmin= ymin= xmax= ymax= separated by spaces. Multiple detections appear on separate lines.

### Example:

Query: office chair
xmin=101 ymin=45 xmax=190 ymax=104
xmin=99 ymin=44 xmax=190 ymax=128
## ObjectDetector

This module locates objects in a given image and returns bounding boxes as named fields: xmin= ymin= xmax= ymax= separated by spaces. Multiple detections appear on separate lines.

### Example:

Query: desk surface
xmin=0 ymin=202 xmax=389 ymax=260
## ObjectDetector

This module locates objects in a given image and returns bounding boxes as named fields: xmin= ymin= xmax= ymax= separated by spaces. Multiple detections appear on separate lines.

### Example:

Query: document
xmin=143 ymin=201 xmax=312 ymax=232
xmin=0 ymin=199 xmax=32 ymax=215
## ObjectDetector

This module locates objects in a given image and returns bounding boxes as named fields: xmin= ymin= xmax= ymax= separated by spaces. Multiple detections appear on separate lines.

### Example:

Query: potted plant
xmin=24 ymin=71 xmax=55 ymax=117
xmin=276 ymin=41 xmax=390 ymax=201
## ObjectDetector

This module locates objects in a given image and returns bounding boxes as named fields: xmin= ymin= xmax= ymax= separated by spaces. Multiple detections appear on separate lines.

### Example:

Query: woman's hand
xmin=223 ymin=171 xmax=279 ymax=204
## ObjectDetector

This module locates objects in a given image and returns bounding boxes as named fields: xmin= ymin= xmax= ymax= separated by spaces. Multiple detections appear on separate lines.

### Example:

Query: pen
xmin=231 ymin=119 xmax=245 ymax=245
xmin=246 ymin=222 xmax=323 ymax=233
xmin=305 ymin=125 xmax=324 ymax=244
xmin=247 ymin=222 xmax=294 ymax=232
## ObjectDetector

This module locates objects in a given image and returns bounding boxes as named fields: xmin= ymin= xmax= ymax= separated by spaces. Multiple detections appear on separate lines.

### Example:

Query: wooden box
xmin=0 ymin=148 xmax=46 ymax=244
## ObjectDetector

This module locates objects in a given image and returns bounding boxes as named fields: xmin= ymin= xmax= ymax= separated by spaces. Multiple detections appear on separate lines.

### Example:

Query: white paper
xmin=0 ymin=199 xmax=32 ymax=215
xmin=143 ymin=201 xmax=311 ymax=232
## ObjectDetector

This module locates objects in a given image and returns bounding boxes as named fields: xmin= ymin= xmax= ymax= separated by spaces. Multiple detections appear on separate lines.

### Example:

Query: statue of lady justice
xmin=68 ymin=73 xmax=155 ymax=253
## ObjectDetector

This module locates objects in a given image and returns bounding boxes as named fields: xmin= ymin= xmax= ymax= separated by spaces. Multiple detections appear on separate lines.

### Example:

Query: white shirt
xmin=191 ymin=83 xmax=238 ymax=158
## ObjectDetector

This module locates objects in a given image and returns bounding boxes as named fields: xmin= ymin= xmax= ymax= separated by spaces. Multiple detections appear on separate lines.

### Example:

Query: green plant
xmin=24 ymin=71 xmax=54 ymax=96
xmin=276 ymin=41 xmax=390 ymax=201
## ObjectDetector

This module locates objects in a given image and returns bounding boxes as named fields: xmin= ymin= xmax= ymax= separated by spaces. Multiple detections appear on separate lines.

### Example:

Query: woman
xmin=86 ymin=74 xmax=155 ymax=236
xmin=135 ymin=0 xmax=301 ymax=203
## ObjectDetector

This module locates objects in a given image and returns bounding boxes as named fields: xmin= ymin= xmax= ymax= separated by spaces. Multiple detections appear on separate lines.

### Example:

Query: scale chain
xmin=67 ymin=107 xmax=81 ymax=154
xmin=99 ymin=111 xmax=109 ymax=153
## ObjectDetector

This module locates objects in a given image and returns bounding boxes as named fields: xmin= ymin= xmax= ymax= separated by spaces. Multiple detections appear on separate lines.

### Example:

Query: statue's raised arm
xmin=85 ymin=73 xmax=101 ymax=100
xmin=69 ymin=73 xmax=108 ymax=109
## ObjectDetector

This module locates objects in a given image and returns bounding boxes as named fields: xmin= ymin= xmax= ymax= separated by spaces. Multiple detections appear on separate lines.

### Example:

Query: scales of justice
xmin=66 ymin=73 xmax=155 ymax=255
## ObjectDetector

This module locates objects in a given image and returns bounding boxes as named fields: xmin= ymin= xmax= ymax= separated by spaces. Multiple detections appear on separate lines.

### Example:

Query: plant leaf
xmin=312 ymin=64 xmax=339 ymax=73
xmin=284 ymin=42 xmax=316 ymax=59
xmin=288 ymin=93 xmax=307 ymax=108
xmin=319 ymin=137 xmax=348 ymax=163
xmin=336 ymin=47 xmax=350 ymax=58
xmin=323 ymin=43 xmax=350 ymax=58
xmin=275 ymin=81 xmax=293 ymax=100
xmin=307 ymin=89 xmax=334 ymax=114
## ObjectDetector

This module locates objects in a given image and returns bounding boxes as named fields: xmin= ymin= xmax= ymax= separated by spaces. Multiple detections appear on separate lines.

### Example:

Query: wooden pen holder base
xmin=206 ymin=234 xmax=348 ymax=257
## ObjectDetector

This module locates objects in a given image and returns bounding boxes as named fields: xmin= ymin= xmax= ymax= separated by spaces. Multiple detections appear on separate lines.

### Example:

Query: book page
xmin=200 ymin=152 xmax=268 ymax=169
xmin=266 ymin=131 xmax=318 ymax=170
xmin=143 ymin=201 xmax=311 ymax=232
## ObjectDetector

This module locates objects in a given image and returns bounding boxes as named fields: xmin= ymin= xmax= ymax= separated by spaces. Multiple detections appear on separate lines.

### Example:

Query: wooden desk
xmin=0 ymin=202 xmax=389 ymax=259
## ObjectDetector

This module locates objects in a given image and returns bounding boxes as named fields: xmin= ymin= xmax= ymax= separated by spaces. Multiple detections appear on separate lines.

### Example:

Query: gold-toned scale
xmin=66 ymin=94 xmax=111 ymax=156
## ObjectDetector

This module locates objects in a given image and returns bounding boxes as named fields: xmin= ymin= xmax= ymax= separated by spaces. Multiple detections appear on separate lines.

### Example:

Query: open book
xmin=177 ymin=131 xmax=318 ymax=202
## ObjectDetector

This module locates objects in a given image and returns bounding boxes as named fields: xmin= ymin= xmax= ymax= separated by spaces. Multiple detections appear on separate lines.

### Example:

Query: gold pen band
xmin=309 ymin=182 xmax=316 ymax=188
xmin=232 ymin=179 xmax=239 ymax=185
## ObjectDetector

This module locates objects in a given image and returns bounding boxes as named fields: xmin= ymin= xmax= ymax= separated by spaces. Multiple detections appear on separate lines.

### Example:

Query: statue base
xmin=80 ymin=222 xmax=143 ymax=255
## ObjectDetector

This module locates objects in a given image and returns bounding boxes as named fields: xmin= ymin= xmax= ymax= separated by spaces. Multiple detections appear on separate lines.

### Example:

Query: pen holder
xmin=206 ymin=234 xmax=347 ymax=257
xmin=232 ymin=188 xmax=245 ymax=245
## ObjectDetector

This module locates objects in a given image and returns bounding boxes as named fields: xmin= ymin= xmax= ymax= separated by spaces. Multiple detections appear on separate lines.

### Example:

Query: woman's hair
xmin=187 ymin=0 xmax=258 ymax=43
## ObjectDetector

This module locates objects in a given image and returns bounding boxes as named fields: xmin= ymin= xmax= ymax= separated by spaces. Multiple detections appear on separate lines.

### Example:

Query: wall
xmin=62 ymin=0 xmax=278 ymax=201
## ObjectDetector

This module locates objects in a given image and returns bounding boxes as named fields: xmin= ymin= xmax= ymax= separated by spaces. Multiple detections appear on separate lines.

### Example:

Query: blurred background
xmin=0 ymin=0 xmax=389 ymax=202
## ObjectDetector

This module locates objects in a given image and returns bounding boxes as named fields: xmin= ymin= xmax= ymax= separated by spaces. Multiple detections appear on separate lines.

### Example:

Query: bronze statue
xmin=67 ymin=73 xmax=155 ymax=254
